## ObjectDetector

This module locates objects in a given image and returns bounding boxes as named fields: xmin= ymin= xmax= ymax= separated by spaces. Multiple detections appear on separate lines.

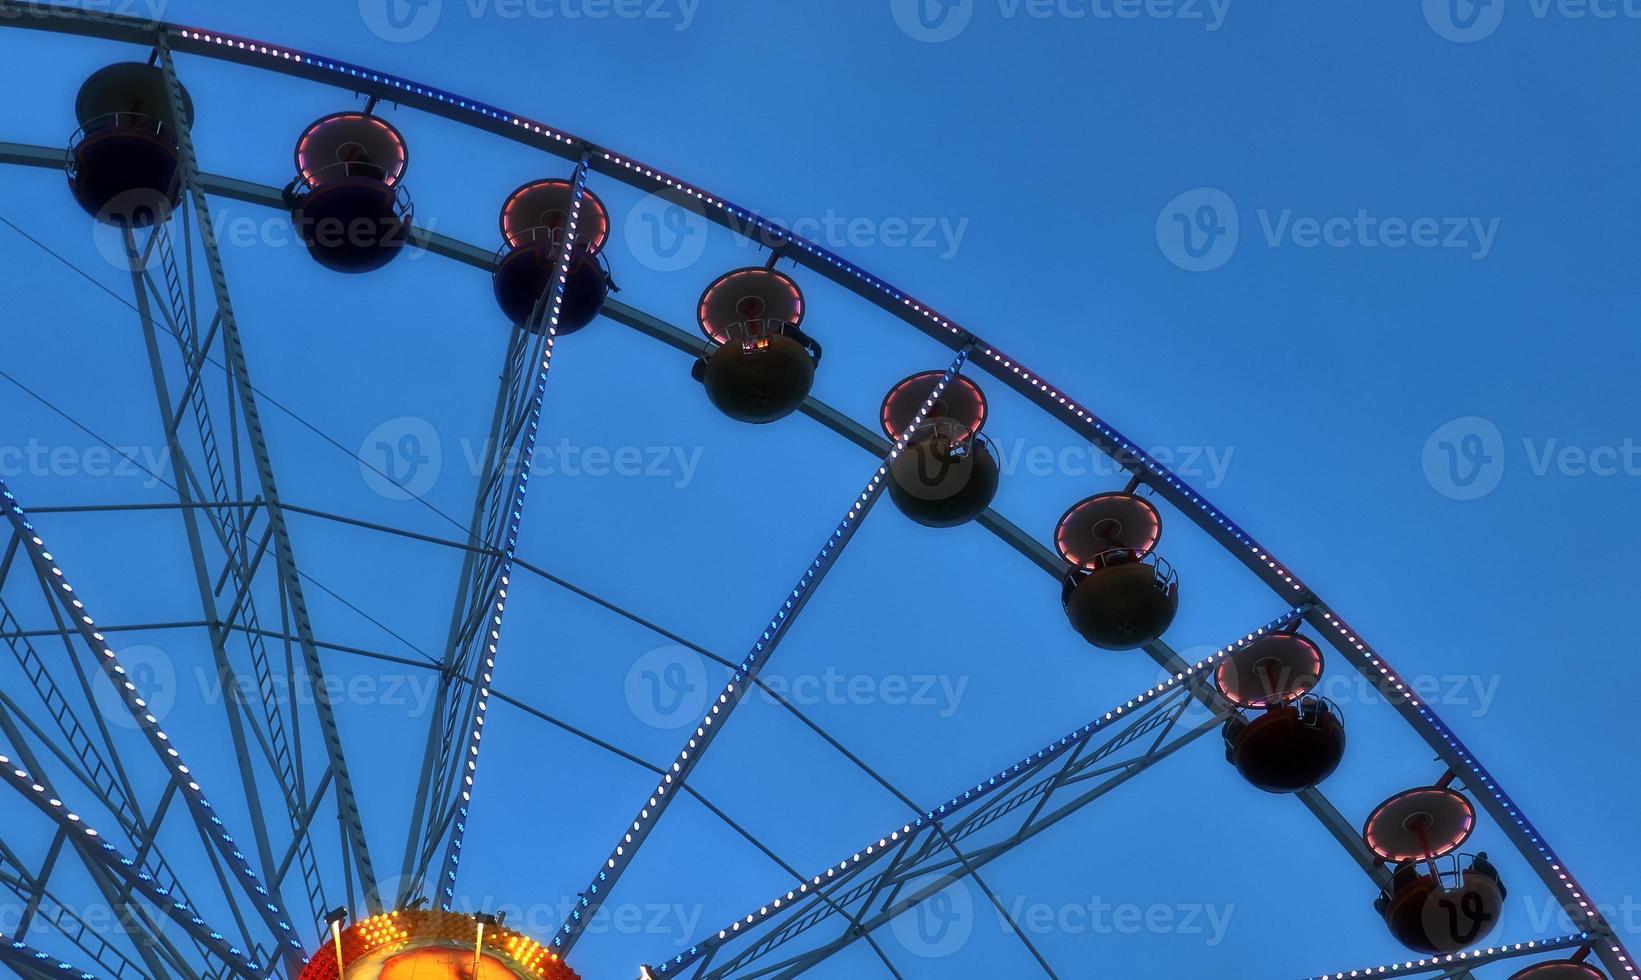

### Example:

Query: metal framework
xmin=399 ymin=155 xmax=593 ymax=910
xmin=0 ymin=4 xmax=1630 ymax=979
xmin=555 ymin=348 xmax=971 ymax=955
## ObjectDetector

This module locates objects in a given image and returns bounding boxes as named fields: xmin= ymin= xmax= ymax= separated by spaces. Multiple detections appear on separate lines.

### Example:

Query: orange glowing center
xmin=375 ymin=948 xmax=523 ymax=980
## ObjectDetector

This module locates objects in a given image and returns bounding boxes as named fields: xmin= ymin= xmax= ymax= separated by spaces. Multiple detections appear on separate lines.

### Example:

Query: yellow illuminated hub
xmin=299 ymin=910 xmax=578 ymax=980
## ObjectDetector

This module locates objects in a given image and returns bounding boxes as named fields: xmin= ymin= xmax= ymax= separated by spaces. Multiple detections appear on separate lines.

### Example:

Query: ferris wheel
xmin=0 ymin=4 xmax=1630 ymax=979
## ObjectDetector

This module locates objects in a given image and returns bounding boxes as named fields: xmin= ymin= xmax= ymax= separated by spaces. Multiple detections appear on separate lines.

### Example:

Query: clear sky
xmin=0 ymin=1 xmax=1637 ymax=978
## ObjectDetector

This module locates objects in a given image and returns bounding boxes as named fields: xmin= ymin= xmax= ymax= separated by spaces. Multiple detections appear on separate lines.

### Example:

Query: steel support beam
xmin=397 ymin=154 xmax=593 ymax=909
xmin=153 ymin=33 xmax=380 ymax=921
xmin=646 ymin=611 xmax=1297 ymax=979
xmin=555 ymin=346 xmax=972 ymax=955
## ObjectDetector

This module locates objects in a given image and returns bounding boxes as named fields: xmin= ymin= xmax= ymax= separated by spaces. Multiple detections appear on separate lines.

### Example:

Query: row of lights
xmin=563 ymin=349 xmax=974 ymax=953
xmin=1312 ymin=932 xmax=1591 ymax=979
xmin=433 ymin=159 xmax=593 ymax=908
xmin=118 ymin=19 xmax=1631 ymax=977
xmin=4 ymin=940 xmax=96 ymax=980
xmin=171 ymin=10 xmax=1300 ymax=602
xmin=0 ymin=751 xmax=258 ymax=972
xmin=0 ymin=478 xmax=305 ymax=965
xmin=651 ymin=607 xmax=1305 ymax=974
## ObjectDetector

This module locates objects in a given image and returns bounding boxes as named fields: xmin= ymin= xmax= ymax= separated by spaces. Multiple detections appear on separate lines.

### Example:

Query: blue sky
xmin=0 ymin=1 xmax=1637 ymax=978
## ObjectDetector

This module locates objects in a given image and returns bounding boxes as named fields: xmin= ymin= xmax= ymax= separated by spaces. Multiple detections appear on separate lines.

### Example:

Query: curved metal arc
xmin=1303 ymin=932 xmax=1597 ymax=980
xmin=0 ymin=10 xmax=1625 ymax=970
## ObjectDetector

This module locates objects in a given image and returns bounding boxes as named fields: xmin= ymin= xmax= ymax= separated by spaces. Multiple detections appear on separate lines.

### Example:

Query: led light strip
xmin=1 ymin=940 xmax=97 ymax=980
xmin=556 ymin=347 xmax=973 ymax=953
xmin=431 ymin=156 xmax=592 ymax=908
xmin=0 ymin=478 xmax=306 ymax=966
xmin=0 ymin=10 xmax=1624 ymax=973
xmin=1307 ymin=932 xmax=1593 ymax=979
xmin=160 ymin=24 xmax=1308 ymax=605
xmin=649 ymin=606 xmax=1303 ymax=975
xmin=0 ymin=753 xmax=261 ymax=975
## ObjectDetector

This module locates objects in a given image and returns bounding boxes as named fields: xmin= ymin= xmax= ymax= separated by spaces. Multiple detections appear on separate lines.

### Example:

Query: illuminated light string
xmin=1306 ymin=932 xmax=1593 ymax=980
xmin=433 ymin=157 xmax=592 ymax=907
xmin=0 ymin=751 xmax=261 ymax=974
xmin=556 ymin=347 xmax=975 ymax=953
xmin=50 ymin=17 xmax=1627 ymax=974
xmin=0 ymin=478 xmax=305 ymax=964
xmin=163 ymin=24 xmax=1309 ymax=600
xmin=649 ymin=607 xmax=1305 ymax=975
xmin=2 ymin=939 xmax=98 ymax=980
xmin=1316 ymin=608 xmax=1635 ymax=978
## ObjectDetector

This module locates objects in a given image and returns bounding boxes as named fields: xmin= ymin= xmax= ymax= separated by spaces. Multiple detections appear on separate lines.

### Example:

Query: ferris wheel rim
xmin=0 ymin=6 xmax=1628 ymax=977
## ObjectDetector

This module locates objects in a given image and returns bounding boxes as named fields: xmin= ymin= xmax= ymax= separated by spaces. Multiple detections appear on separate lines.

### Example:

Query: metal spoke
xmin=556 ymin=345 xmax=972 ymax=956
xmin=397 ymin=153 xmax=593 ymax=909
xmin=644 ymin=611 xmax=1298 ymax=979
xmin=153 ymin=34 xmax=380 ymax=923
